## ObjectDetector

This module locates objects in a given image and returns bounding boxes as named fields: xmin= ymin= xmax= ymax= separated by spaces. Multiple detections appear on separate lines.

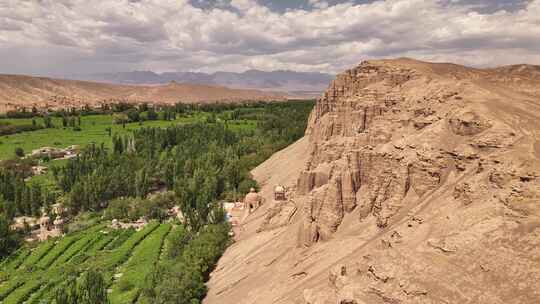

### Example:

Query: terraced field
xmin=0 ymin=222 xmax=176 ymax=304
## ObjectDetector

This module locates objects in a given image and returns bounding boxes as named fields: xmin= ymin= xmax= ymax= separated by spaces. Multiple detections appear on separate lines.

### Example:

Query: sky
xmin=0 ymin=0 xmax=539 ymax=76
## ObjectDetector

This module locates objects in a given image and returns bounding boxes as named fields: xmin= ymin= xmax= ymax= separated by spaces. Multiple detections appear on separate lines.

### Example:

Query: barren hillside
xmin=0 ymin=74 xmax=284 ymax=112
xmin=205 ymin=58 xmax=540 ymax=304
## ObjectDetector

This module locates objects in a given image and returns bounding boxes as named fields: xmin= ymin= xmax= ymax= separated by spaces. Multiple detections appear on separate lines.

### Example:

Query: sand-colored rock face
xmin=205 ymin=58 xmax=540 ymax=304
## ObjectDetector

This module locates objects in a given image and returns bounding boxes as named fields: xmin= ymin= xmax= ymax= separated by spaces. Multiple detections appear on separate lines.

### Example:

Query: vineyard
xmin=0 ymin=222 xmax=181 ymax=304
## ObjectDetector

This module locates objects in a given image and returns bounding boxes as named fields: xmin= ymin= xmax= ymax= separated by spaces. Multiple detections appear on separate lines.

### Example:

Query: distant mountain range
xmin=69 ymin=70 xmax=335 ymax=97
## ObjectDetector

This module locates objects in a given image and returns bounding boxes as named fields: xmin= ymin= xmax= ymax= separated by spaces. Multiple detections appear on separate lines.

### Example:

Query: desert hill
xmin=0 ymin=74 xmax=284 ymax=112
xmin=204 ymin=58 xmax=540 ymax=304
xmin=70 ymin=69 xmax=334 ymax=97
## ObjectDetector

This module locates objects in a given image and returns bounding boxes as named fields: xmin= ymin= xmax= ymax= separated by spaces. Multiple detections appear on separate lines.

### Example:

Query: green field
xmin=0 ymin=222 xmax=173 ymax=304
xmin=0 ymin=101 xmax=314 ymax=303
xmin=0 ymin=113 xmax=256 ymax=160
xmin=0 ymin=111 xmax=257 ymax=191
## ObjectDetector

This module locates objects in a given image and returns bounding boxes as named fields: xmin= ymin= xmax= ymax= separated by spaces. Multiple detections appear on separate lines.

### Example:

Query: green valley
xmin=0 ymin=100 xmax=314 ymax=304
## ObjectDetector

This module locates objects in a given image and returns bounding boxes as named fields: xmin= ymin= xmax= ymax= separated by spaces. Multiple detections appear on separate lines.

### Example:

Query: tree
xmin=112 ymin=113 xmax=129 ymax=125
xmin=206 ymin=113 xmax=216 ymax=123
xmin=44 ymin=115 xmax=54 ymax=128
xmin=54 ymin=278 xmax=78 ymax=304
xmin=126 ymin=108 xmax=140 ymax=122
xmin=139 ymin=103 xmax=149 ymax=112
xmin=54 ymin=270 xmax=108 ymax=304
xmin=165 ymin=225 xmax=191 ymax=259
xmin=0 ymin=214 xmax=19 ymax=259
xmin=147 ymin=108 xmax=158 ymax=120
xmin=153 ymin=264 xmax=206 ymax=304
xmin=0 ymin=197 xmax=16 ymax=220
xmin=76 ymin=270 xmax=109 ymax=304
xmin=14 ymin=147 xmax=24 ymax=158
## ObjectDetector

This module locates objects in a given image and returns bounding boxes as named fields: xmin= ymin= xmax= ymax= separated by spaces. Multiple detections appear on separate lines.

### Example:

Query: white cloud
xmin=0 ymin=0 xmax=539 ymax=76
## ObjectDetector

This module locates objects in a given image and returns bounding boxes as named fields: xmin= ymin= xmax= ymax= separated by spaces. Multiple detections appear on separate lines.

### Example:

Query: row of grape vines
xmin=0 ymin=222 xmax=173 ymax=304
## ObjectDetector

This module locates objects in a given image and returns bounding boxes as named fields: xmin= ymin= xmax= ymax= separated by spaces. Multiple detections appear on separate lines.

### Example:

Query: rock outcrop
xmin=205 ymin=58 xmax=540 ymax=304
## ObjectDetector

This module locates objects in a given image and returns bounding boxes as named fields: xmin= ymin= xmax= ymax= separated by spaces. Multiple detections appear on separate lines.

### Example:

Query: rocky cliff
xmin=205 ymin=58 xmax=540 ymax=304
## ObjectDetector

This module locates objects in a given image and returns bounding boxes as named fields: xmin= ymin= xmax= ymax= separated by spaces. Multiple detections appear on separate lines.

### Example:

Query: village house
xmin=274 ymin=185 xmax=286 ymax=201
xmin=11 ymin=216 xmax=38 ymax=231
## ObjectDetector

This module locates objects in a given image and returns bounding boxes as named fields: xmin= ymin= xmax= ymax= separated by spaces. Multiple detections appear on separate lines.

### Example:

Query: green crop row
xmin=0 ymin=248 xmax=30 ymax=274
xmin=52 ymin=224 xmax=106 ymax=266
xmin=109 ymin=224 xmax=172 ymax=304
xmin=18 ymin=240 xmax=56 ymax=270
xmin=1 ymin=223 xmax=171 ymax=303
xmin=99 ymin=222 xmax=160 ymax=272
xmin=1 ymin=278 xmax=43 ymax=304
xmin=85 ymin=230 xmax=121 ymax=255
xmin=0 ymin=280 xmax=24 ymax=301
xmin=35 ymin=235 xmax=79 ymax=269
xmin=104 ymin=228 xmax=136 ymax=250
xmin=24 ymin=231 xmax=118 ymax=303
xmin=26 ymin=281 xmax=56 ymax=304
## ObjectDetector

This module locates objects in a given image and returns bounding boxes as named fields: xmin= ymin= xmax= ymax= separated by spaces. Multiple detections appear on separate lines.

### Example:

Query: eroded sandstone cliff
xmin=205 ymin=58 xmax=540 ymax=304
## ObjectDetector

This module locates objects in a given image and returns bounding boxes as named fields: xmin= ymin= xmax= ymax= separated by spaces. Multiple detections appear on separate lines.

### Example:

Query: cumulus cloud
xmin=0 ymin=0 xmax=539 ymax=76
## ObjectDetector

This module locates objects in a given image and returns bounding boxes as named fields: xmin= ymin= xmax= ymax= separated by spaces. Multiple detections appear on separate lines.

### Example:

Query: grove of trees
xmin=0 ymin=100 xmax=314 ymax=300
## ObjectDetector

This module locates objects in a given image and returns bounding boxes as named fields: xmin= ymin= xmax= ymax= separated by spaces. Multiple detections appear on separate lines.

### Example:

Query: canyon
xmin=205 ymin=58 xmax=540 ymax=304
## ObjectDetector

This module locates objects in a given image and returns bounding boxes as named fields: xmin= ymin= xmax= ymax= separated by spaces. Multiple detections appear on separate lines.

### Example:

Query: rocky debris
xmin=489 ymin=169 xmax=514 ymax=188
xmin=329 ymin=264 xmax=350 ymax=289
xmin=367 ymin=264 xmax=395 ymax=283
xmin=303 ymin=289 xmax=331 ymax=304
xmin=258 ymin=199 xmax=298 ymax=232
xmin=402 ymin=283 xmax=428 ymax=297
xmin=337 ymin=285 xmax=361 ymax=304
xmin=291 ymin=271 xmax=308 ymax=279
xmin=426 ymin=238 xmax=457 ymax=253
xmin=448 ymin=111 xmax=491 ymax=136
xmin=453 ymin=182 xmax=473 ymax=205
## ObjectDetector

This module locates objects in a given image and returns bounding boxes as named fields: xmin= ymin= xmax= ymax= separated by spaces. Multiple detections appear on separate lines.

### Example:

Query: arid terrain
xmin=0 ymin=74 xmax=284 ymax=112
xmin=70 ymin=69 xmax=334 ymax=97
xmin=205 ymin=58 xmax=540 ymax=304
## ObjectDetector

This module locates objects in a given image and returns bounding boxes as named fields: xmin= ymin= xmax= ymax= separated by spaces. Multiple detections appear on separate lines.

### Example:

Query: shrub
xmin=14 ymin=147 xmax=24 ymax=158
xmin=237 ymin=178 xmax=258 ymax=196
xmin=117 ymin=279 xmax=134 ymax=292
xmin=125 ymin=108 xmax=140 ymax=122
xmin=103 ymin=198 xmax=132 ymax=221
xmin=147 ymin=108 xmax=158 ymax=120
xmin=112 ymin=113 xmax=129 ymax=125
